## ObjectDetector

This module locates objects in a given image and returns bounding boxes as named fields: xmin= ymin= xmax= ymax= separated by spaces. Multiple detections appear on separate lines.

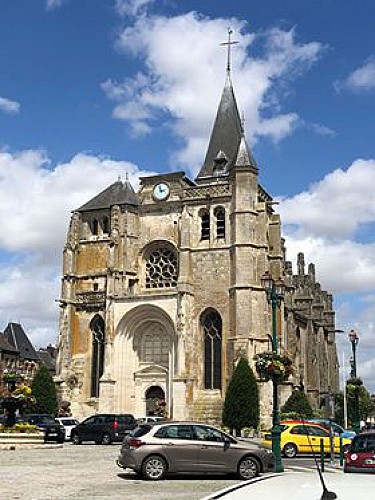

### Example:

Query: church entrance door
xmin=145 ymin=385 xmax=166 ymax=417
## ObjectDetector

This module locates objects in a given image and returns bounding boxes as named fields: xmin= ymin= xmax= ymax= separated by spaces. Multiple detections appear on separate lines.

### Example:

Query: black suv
xmin=71 ymin=413 xmax=136 ymax=445
xmin=23 ymin=414 xmax=65 ymax=443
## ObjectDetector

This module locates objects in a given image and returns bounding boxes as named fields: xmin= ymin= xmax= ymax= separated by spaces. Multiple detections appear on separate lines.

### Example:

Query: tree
xmin=280 ymin=389 xmax=313 ymax=419
xmin=29 ymin=364 xmax=58 ymax=415
xmin=222 ymin=357 xmax=259 ymax=434
xmin=330 ymin=387 xmax=374 ymax=428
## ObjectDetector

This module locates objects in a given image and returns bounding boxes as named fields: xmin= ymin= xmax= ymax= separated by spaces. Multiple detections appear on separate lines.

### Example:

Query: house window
xmin=214 ymin=207 xmax=225 ymax=239
xmin=145 ymin=244 xmax=178 ymax=289
xmin=90 ymin=315 xmax=105 ymax=398
xmin=202 ymin=309 xmax=222 ymax=390
xmin=200 ymin=211 xmax=210 ymax=241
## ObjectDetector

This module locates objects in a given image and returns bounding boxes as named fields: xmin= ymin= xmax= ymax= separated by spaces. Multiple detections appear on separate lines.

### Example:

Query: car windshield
xmin=33 ymin=416 xmax=56 ymax=424
xmin=351 ymin=435 xmax=375 ymax=453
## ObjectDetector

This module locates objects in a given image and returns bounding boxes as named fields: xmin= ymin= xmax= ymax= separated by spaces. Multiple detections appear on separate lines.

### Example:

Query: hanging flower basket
xmin=346 ymin=377 xmax=363 ymax=387
xmin=255 ymin=352 xmax=293 ymax=383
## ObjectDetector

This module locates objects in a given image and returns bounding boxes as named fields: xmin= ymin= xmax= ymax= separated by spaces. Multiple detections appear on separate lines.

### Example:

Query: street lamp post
xmin=261 ymin=270 xmax=285 ymax=473
xmin=348 ymin=329 xmax=360 ymax=434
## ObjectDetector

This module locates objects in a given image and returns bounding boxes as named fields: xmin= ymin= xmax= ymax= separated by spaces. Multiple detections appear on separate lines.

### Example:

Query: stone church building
xmin=56 ymin=70 xmax=339 ymax=426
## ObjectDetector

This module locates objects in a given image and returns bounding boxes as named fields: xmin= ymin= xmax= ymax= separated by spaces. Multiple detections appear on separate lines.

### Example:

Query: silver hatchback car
xmin=116 ymin=421 xmax=273 ymax=480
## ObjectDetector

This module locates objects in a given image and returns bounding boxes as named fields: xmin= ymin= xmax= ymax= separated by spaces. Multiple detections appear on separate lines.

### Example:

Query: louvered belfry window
xmin=202 ymin=309 xmax=222 ymax=390
xmin=215 ymin=207 xmax=225 ymax=239
xmin=201 ymin=211 xmax=210 ymax=240
xmin=145 ymin=244 xmax=178 ymax=289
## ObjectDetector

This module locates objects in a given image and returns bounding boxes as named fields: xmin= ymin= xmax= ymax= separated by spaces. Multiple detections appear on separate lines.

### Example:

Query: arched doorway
xmin=145 ymin=385 xmax=166 ymax=416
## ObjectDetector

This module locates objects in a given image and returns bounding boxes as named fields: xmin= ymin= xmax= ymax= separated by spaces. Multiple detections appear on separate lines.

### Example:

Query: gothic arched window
xmin=201 ymin=309 xmax=222 ymax=390
xmin=90 ymin=315 xmax=105 ymax=398
xmin=200 ymin=210 xmax=210 ymax=241
xmin=214 ymin=207 xmax=225 ymax=239
xmin=141 ymin=325 xmax=170 ymax=367
xmin=145 ymin=243 xmax=178 ymax=289
xmin=92 ymin=219 xmax=99 ymax=236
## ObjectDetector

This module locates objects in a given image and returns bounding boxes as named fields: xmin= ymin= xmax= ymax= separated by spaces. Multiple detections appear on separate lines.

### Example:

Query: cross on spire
xmin=220 ymin=28 xmax=239 ymax=74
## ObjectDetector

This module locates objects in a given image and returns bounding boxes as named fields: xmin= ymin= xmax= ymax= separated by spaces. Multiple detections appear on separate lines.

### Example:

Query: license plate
xmin=49 ymin=433 xmax=57 ymax=437
xmin=364 ymin=459 xmax=375 ymax=464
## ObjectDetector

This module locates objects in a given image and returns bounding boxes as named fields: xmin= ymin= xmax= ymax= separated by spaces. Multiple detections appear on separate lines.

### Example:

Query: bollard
xmin=339 ymin=436 xmax=344 ymax=467
xmin=320 ymin=439 xmax=325 ymax=472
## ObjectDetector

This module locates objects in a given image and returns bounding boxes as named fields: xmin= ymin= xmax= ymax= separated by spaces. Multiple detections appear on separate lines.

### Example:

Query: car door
xmin=154 ymin=424 xmax=199 ymax=472
xmin=288 ymin=425 xmax=328 ymax=453
xmin=193 ymin=425 xmax=235 ymax=471
xmin=78 ymin=416 xmax=98 ymax=441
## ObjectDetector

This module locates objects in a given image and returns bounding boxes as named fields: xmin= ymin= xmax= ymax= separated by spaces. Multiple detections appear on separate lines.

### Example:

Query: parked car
xmin=117 ymin=421 xmax=273 ymax=480
xmin=201 ymin=471 xmax=374 ymax=500
xmin=71 ymin=413 xmax=137 ymax=445
xmin=307 ymin=418 xmax=356 ymax=439
xmin=261 ymin=421 xmax=352 ymax=458
xmin=344 ymin=430 xmax=375 ymax=473
xmin=55 ymin=417 xmax=80 ymax=441
xmin=136 ymin=416 xmax=167 ymax=424
xmin=22 ymin=414 xmax=65 ymax=443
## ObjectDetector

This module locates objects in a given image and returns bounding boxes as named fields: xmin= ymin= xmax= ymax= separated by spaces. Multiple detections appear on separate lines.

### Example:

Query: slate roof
xmin=196 ymin=74 xmax=244 ymax=180
xmin=3 ymin=323 xmax=39 ymax=361
xmin=77 ymin=179 xmax=139 ymax=212
xmin=0 ymin=333 xmax=19 ymax=354
xmin=235 ymin=134 xmax=257 ymax=170
xmin=37 ymin=348 xmax=56 ymax=373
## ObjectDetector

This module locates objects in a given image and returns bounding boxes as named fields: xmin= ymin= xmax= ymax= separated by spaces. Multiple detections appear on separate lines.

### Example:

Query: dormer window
xmin=213 ymin=150 xmax=228 ymax=176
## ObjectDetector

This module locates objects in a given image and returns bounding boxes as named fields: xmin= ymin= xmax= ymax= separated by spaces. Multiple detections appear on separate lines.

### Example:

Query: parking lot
xmin=0 ymin=443 xmax=239 ymax=499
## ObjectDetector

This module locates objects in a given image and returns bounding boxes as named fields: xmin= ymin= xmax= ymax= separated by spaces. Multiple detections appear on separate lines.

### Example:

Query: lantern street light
xmin=348 ymin=329 xmax=360 ymax=433
xmin=261 ymin=270 xmax=285 ymax=473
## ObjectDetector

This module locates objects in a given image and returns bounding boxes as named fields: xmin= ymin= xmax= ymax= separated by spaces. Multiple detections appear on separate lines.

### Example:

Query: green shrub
xmin=222 ymin=357 xmax=259 ymax=434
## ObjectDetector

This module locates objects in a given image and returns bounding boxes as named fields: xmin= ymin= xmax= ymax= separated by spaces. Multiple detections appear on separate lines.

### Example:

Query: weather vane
xmin=220 ymin=27 xmax=239 ymax=74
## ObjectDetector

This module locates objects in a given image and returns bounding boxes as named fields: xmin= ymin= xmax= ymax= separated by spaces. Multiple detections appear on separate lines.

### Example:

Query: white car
xmin=202 ymin=472 xmax=374 ymax=500
xmin=136 ymin=416 xmax=167 ymax=424
xmin=55 ymin=417 xmax=80 ymax=441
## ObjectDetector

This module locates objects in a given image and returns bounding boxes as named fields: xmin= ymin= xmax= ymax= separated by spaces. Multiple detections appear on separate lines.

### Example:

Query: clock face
xmin=153 ymin=182 xmax=170 ymax=201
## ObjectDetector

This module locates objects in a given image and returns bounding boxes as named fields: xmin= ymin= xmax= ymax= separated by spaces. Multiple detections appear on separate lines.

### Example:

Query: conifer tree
xmin=222 ymin=357 xmax=259 ymax=434
xmin=29 ymin=364 xmax=58 ymax=415
xmin=281 ymin=389 xmax=313 ymax=419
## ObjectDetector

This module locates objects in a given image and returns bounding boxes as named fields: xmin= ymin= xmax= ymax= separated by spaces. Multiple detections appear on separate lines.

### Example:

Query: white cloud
xmin=0 ymin=149 xmax=153 ymax=254
xmin=279 ymin=159 xmax=375 ymax=239
xmin=283 ymin=235 xmax=375 ymax=295
xmin=103 ymin=13 xmax=324 ymax=173
xmin=335 ymin=57 xmax=375 ymax=93
xmin=0 ymin=97 xmax=20 ymax=115
xmin=45 ymin=0 xmax=66 ymax=10
xmin=115 ymin=0 xmax=156 ymax=17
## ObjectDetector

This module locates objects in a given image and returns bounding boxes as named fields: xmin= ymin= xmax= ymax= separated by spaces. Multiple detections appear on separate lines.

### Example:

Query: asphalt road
xmin=0 ymin=443 xmax=342 ymax=500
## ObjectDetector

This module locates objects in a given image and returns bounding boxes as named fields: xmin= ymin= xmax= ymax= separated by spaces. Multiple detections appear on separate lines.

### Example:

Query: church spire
xmin=196 ymin=30 xmax=257 ymax=181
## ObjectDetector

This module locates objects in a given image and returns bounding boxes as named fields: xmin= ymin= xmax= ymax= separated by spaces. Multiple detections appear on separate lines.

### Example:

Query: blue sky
xmin=0 ymin=0 xmax=374 ymax=393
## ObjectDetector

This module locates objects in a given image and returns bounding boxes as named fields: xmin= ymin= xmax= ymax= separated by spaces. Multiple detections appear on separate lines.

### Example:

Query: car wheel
xmin=237 ymin=456 xmax=260 ymax=480
xmin=101 ymin=433 xmax=112 ymax=445
xmin=71 ymin=433 xmax=81 ymax=445
xmin=57 ymin=437 xmax=64 ymax=444
xmin=141 ymin=455 xmax=167 ymax=481
xmin=283 ymin=442 xmax=297 ymax=458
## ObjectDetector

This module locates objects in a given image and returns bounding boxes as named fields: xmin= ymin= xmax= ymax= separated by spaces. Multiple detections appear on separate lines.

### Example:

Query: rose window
xmin=145 ymin=246 xmax=178 ymax=288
